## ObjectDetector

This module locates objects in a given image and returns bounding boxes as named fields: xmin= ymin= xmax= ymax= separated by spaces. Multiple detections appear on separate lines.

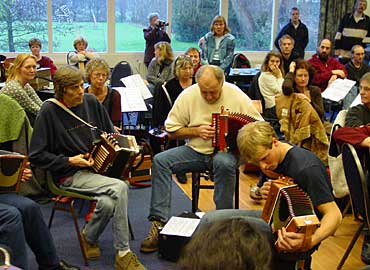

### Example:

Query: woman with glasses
xmin=201 ymin=15 xmax=235 ymax=71
xmin=146 ymin=41 xmax=174 ymax=94
xmin=85 ymin=58 xmax=122 ymax=131
xmin=0 ymin=53 xmax=42 ymax=125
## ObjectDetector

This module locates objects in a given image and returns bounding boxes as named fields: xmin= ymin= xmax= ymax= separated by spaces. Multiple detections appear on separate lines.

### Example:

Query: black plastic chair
xmin=110 ymin=60 xmax=133 ymax=87
xmin=337 ymin=143 xmax=370 ymax=269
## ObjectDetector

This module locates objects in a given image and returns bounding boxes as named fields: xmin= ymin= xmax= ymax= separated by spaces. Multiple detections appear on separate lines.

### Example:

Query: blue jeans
xmin=0 ymin=194 xmax=60 ymax=270
xmin=62 ymin=170 xmax=130 ymax=251
xmin=200 ymin=210 xmax=313 ymax=270
xmin=149 ymin=145 xmax=237 ymax=221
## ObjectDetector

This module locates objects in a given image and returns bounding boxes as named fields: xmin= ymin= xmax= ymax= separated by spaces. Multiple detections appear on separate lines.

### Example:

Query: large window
xmin=115 ymin=0 xmax=167 ymax=52
xmin=171 ymin=0 xmax=219 ymax=51
xmin=52 ymin=0 xmax=108 ymax=52
xmin=0 ymin=0 xmax=48 ymax=52
xmin=0 ymin=0 xmax=322 ymax=53
xmin=228 ymin=0 xmax=273 ymax=51
xmin=277 ymin=0 xmax=321 ymax=51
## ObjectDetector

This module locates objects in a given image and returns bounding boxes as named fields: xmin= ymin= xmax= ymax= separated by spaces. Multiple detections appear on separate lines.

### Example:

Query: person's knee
xmin=0 ymin=207 xmax=23 ymax=231
xmin=97 ymin=195 xmax=115 ymax=214
xmin=15 ymin=198 xmax=41 ymax=219
xmin=213 ymin=153 xmax=236 ymax=171
xmin=116 ymin=180 xmax=128 ymax=196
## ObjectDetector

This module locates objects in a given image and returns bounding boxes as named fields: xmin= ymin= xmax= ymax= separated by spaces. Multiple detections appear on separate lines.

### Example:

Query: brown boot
xmin=80 ymin=230 xmax=101 ymax=259
xmin=140 ymin=220 xmax=164 ymax=253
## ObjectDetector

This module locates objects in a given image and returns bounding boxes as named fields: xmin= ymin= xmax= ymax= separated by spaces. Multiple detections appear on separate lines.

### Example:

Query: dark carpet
xmin=28 ymin=182 xmax=191 ymax=270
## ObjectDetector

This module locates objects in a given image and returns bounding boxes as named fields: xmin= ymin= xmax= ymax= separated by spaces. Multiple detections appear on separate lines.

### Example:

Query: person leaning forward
xmin=29 ymin=66 xmax=146 ymax=270
xmin=140 ymin=65 xmax=264 ymax=253
xmin=198 ymin=121 xmax=342 ymax=270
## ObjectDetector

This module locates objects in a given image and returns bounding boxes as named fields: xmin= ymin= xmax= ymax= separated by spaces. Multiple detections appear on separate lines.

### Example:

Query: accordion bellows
xmin=90 ymin=133 xmax=140 ymax=179
xmin=212 ymin=106 xmax=259 ymax=153
xmin=262 ymin=177 xmax=320 ymax=251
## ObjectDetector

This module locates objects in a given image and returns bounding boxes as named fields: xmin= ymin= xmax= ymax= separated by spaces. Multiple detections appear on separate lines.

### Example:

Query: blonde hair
xmin=7 ymin=54 xmax=37 ymax=81
xmin=173 ymin=55 xmax=193 ymax=79
xmin=85 ymin=58 xmax=110 ymax=84
xmin=237 ymin=121 xmax=276 ymax=163
xmin=154 ymin=41 xmax=174 ymax=64
xmin=210 ymin=15 xmax=230 ymax=34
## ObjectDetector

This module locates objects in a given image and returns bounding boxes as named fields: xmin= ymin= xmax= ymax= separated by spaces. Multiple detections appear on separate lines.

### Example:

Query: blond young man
xmin=200 ymin=121 xmax=342 ymax=270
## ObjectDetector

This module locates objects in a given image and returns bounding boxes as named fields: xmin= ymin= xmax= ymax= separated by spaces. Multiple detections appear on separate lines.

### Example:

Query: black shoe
xmin=58 ymin=260 xmax=80 ymax=270
xmin=361 ymin=235 xmax=370 ymax=264
xmin=176 ymin=173 xmax=187 ymax=184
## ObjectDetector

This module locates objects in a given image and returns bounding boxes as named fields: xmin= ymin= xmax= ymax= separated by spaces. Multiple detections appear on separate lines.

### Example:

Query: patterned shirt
xmin=0 ymin=79 xmax=42 ymax=116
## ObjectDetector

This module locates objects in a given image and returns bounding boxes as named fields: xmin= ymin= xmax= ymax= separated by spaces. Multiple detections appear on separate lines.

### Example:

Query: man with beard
xmin=308 ymin=39 xmax=347 ymax=92
xmin=335 ymin=0 xmax=370 ymax=63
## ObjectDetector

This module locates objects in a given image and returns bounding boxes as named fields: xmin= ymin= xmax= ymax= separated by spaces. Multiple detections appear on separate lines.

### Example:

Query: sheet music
xmin=113 ymin=87 xmax=148 ymax=112
xmin=120 ymin=74 xmax=153 ymax=100
xmin=322 ymin=78 xmax=356 ymax=102
xmin=350 ymin=93 xmax=362 ymax=107
xmin=160 ymin=216 xmax=200 ymax=237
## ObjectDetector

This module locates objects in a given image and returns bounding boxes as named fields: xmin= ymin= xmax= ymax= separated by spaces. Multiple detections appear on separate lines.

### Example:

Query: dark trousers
xmin=0 ymin=194 xmax=60 ymax=270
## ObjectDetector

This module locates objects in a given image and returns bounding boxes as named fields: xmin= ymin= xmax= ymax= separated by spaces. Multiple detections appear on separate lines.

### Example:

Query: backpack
xmin=231 ymin=53 xmax=251 ymax=68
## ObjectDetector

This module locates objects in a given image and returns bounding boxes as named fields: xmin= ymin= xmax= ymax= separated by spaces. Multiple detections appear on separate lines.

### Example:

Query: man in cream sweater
xmin=140 ymin=65 xmax=263 ymax=253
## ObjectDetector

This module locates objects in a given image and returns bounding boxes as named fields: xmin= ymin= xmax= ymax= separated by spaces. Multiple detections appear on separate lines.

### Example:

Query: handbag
xmin=328 ymin=110 xmax=348 ymax=198
xmin=0 ymin=246 xmax=22 ymax=270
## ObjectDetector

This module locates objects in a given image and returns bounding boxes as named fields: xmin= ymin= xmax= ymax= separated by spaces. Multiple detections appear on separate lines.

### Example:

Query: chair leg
xmin=192 ymin=172 xmax=200 ymax=213
xmin=48 ymin=204 xmax=56 ymax=229
xmin=128 ymin=216 xmax=135 ymax=240
xmin=234 ymin=169 xmax=239 ymax=209
xmin=69 ymin=200 xmax=89 ymax=266
xmin=337 ymin=222 xmax=365 ymax=270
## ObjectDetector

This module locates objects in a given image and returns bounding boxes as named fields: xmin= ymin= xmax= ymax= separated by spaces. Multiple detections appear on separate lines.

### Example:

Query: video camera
xmin=156 ymin=20 xmax=169 ymax=28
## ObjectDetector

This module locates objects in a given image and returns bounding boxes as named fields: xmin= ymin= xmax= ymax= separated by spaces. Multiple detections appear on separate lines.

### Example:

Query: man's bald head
xmin=195 ymin=65 xmax=225 ymax=104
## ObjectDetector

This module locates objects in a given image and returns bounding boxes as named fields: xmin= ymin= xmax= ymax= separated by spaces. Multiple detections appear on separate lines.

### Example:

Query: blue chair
xmin=337 ymin=143 xmax=370 ymax=269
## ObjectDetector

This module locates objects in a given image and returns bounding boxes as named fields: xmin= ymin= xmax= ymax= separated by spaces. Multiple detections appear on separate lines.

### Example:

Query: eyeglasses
xmin=91 ymin=72 xmax=108 ymax=79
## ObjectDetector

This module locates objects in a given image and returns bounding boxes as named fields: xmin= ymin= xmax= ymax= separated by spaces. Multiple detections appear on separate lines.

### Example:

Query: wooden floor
xmin=174 ymin=168 xmax=367 ymax=270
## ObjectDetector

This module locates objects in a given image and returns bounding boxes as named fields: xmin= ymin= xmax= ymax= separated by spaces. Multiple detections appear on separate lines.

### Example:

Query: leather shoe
xmin=361 ymin=234 xmax=370 ymax=264
xmin=176 ymin=173 xmax=187 ymax=184
xmin=58 ymin=260 xmax=80 ymax=270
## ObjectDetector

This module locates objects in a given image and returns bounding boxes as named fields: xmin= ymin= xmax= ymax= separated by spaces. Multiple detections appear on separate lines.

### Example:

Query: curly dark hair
xmin=179 ymin=218 xmax=272 ymax=270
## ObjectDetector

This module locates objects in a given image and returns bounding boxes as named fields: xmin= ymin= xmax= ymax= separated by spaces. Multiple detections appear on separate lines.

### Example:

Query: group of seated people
xmin=1 ymin=7 xmax=370 ymax=270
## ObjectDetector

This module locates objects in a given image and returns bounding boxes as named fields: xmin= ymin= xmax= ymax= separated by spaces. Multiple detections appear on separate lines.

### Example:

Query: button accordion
xmin=212 ymin=106 xmax=258 ymax=153
xmin=261 ymin=176 xmax=320 ymax=251
xmin=0 ymin=150 xmax=28 ymax=193
xmin=89 ymin=133 xmax=140 ymax=179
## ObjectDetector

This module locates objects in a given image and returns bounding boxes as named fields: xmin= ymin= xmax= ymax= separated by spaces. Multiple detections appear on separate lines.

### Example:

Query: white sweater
xmin=165 ymin=82 xmax=264 ymax=154
xmin=258 ymin=71 xmax=283 ymax=109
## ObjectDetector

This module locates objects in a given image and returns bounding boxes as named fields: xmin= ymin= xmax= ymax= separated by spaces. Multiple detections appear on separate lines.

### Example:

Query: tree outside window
xmin=277 ymin=0 xmax=321 ymax=51
xmin=115 ymin=0 xmax=167 ymax=52
xmin=228 ymin=0 xmax=273 ymax=51
xmin=0 ymin=0 xmax=48 ymax=52
xmin=52 ymin=0 xmax=108 ymax=52
xmin=171 ymin=0 xmax=220 ymax=51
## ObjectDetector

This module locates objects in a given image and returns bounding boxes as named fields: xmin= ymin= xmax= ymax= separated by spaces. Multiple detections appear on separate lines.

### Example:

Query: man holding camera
xmin=143 ymin=12 xmax=171 ymax=67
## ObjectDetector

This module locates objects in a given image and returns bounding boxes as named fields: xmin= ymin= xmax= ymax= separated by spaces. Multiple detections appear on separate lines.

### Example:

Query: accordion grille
xmin=93 ymin=145 xmax=110 ymax=171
